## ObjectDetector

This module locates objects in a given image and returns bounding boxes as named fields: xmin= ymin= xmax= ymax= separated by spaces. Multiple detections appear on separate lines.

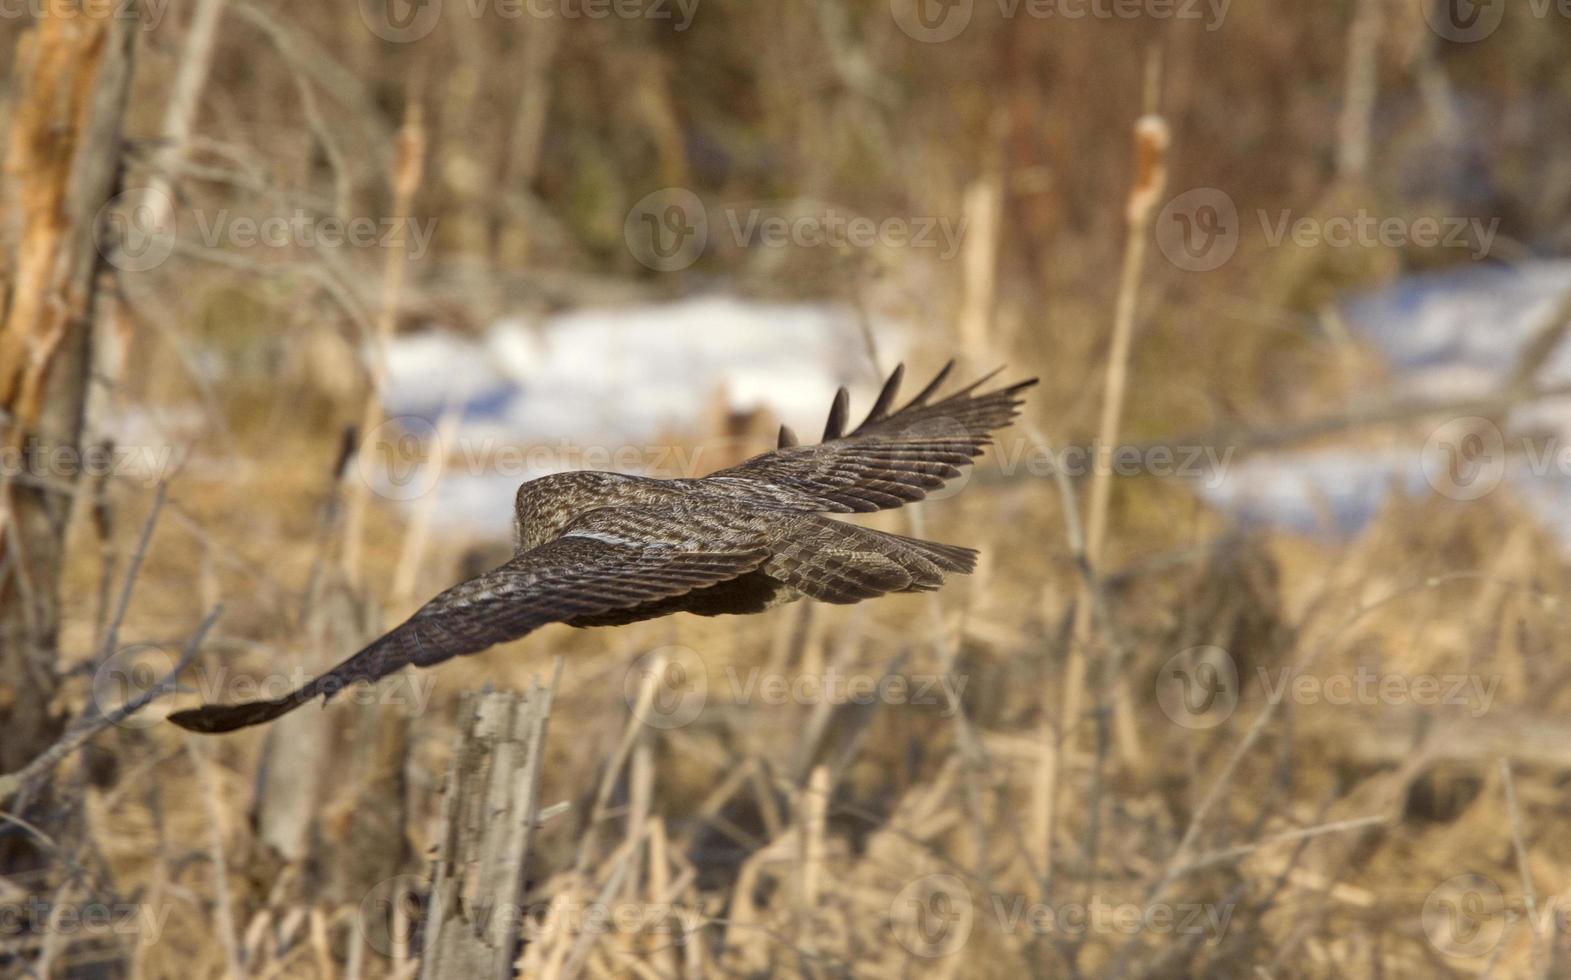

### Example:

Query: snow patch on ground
xmin=376 ymin=295 xmax=909 ymax=536
xmin=1196 ymin=259 xmax=1571 ymax=543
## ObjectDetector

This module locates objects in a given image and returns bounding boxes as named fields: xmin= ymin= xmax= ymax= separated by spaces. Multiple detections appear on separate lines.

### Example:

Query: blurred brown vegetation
xmin=2 ymin=0 xmax=1571 ymax=977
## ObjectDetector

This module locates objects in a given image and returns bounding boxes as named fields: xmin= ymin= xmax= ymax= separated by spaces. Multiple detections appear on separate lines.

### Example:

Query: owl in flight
xmin=169 ymin=362 xmax=1036 ymax=733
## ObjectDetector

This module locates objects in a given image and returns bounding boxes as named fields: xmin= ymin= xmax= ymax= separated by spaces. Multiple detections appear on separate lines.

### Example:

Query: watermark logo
xmin=625 ymin=645 xmax=708 ymax=729
xmin=92 ymin=644 xmax=178 ymax=729
xmin=95 ymin=189 xmax=437 ymax=271
xmin=1157 ymin=647 xmax=1503 ymax=728
xmin=174 ymin=665 xmax=434 ymax=718
xmin=359 ymin=876 xmax=707 ymax=955
xmin=623 ymin=646 xmax=969 ymax=728
xmin=1420 ymin=0 xmax=1506 ymax=43
xmin=625 ymin=188 xmax=709 ymax=272
xmin=723 ymin=663 xmax=967 ymax=716
xmin=890 ymin=874 xmax=973 ymax=957
xmin=1422 ymin=874 xmax=1506 ymax=958
xmin=624 ymin=190 xmax=969 ymax=271
xmin=992 ymin=438 xmax=1235 ymax=489
xmin=888 ymin=876 xmax=1233 ymax=956
xmin=1155 ymin=187 xmax=1500 ymax=271
xmin=0 ymin=442 xmax=178 ymax=490
xmin=96 ymin=187 xmax=177 ymax=272
xmin=524 ymin=899 xmax=705 ymax=943
xmin=996 ymin=0 xmax=1229 ymax=29
xmin=1156 ymin=645 xmax=1238 ymax=730
xmin=0 ymin=0 xmax=172 ymax=30
xmin=1156 ymin=188 xmax=1239 ymax=273
xmin=1258 ymin=209 xmax=1498 ymax=260
xmin=1416 ymin=419 xmax=1571 ymax=503
xmin=359 ymin=416 xmax=444 ymax=502
xmin=1256 ymin=666 xmax=1499 ymax=718
xmin=890 ymin=0 xmax=974 ymax=42
xmin=891 ymin=0 xmax=1229 ymax=42
xmin=359 ymin=0 xmax=444 ymax=41
xmin=0 ymin=897 xmax=173 ymax=945
xmin=354 ymin=425 xmax=717 ymax=502
xmin=1422 ymin=417 xmax=1506 ymax=502
xmin=359 ymin=0 xmax=701 ymax=39
xmin=990 ymin=894 xmax=1234 ymax=941
xmin=358 ymin=874 xmax=428 ymax=956
xmin=473 ymin=0 xmax=700 ymax=27
xmin=722 ymin=205 xmax=968 ymax=262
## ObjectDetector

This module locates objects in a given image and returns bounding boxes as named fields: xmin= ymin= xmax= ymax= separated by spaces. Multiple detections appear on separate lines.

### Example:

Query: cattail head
xmin=1126 ymin=114 xmax=1171 ymax=228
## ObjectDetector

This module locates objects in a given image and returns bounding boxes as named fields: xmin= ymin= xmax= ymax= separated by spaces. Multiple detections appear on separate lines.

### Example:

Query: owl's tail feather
xmin=765 ymin=518 xmax=977 ymax=605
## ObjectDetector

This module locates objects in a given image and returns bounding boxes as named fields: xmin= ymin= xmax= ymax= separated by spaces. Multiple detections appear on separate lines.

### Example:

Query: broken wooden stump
xmin=419 ymin=671 xmax=559 ymax=980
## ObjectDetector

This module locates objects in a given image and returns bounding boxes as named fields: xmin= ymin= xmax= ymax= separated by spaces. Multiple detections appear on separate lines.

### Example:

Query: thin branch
xmin=1127 ymin=378 xmax=1571 ymax=460
xmin=1170 ymin=814 xmax=1391 ymax=876
xmin=1108 ymin=571 xmax=1499 ymax=975
xmin=0 ymin=606 xmax=223 ymax=803
xmin=1501 ymin=758 xmax=1545 ymax=978
xmin=96 ymin=481 xmax=167 ymax=668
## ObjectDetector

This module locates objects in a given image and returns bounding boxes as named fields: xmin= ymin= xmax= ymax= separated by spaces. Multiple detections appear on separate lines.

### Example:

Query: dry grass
xmin=4 ymin=1 xmax=1571 ymax=978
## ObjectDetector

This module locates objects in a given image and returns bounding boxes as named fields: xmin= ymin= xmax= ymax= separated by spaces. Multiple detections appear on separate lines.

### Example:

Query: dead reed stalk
xmin=340 ymin=92 xmax=427 ymax=591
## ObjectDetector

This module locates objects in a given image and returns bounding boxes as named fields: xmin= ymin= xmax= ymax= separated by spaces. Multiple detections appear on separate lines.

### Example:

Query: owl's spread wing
xmin=700 ymin=362 xmax=1037 ymax=513
xmin=168 ymin=508 xmax=768 ymax=733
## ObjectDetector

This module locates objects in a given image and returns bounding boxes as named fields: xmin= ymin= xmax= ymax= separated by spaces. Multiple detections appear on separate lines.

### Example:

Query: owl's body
xmin=170 ymin=362 xmax=1035 ymax=733
xmin=512 ymin=469 xmax=977 ymax=625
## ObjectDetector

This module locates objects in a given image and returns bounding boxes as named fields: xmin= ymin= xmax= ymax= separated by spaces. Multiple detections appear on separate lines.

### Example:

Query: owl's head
xmin=513 ymin=481 xmax=547 ymax=553
xmin=514 ymin=471 xmax=636 ymax=553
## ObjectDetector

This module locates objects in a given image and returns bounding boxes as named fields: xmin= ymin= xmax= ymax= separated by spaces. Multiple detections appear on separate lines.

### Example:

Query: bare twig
xmin=1170 ymin=814 xmax=1391 ymax=876
xmin=341 ymin=92 xmax=426 ymax=589
xmin=1501 ymin=758 xmax=1546 ymax=978
xmin=0 ymin=606 xmax=223 ymax=804
xmin=140 ymin=0 xmax=229 ymax=233
xmin=1335 ymin=0 xmax=1383 ymax=182
xmin=1128 ymin=378 xmax=1571 ymax=460
xmin=1108 ymin=572 xmax=1498 ymax=976
xmin=96 ymin=481 xmax=168 ymax=669
xmin=187 ymin=732 xmax=247 ymax=979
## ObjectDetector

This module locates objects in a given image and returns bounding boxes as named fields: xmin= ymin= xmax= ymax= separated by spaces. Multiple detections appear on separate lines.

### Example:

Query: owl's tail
xmin=765 ymin=517 xmax=977 ymax=605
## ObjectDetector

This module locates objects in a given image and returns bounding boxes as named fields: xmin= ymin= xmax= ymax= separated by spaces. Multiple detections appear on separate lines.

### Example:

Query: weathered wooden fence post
xmin=419 ymin=669 xmax=558 ymax=979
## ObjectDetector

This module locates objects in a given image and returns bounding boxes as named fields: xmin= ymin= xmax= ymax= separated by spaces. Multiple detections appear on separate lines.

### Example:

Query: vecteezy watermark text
xmin=1419 ymin=872 xmax=1571 ymax=958
xmin=94 ymin=649 xmax=437 ymax=729
xmin=722 ymin=207 xmax=967 ymax=261
xmin=993 ymin=438 xmax=1235 ymax=487
xmin=1415 ymin=417 xmax=1571 ymax=503
xmin=623 ymin=188 xmax=967 ymax=271
xmin=889 ymin=0 xmax=1231 ymax=43
xmin=1155 ymin=188 xmax=1501 ymax=271
xmin=0 ymin=0 xmax=170 ymax=29
xmin=0 ymin=443 xmax=175 ymax=489
xmin=623 ymin=646 xmax=967 ymax=729
xmin=1156 ymin=646 xmax=1502 ymax=730
xmin=888 ymin=874 xmax=1234 ymax=958
xmin=360 ymin=417 xmax=717 ymax=501
xmin=358 ymin=0 xmax=699 ymax=43
xmin=464 ymin=0 xmax=699 ymax=27
xmin=0 ymin=897 xmax=172 ymax=945
xmin=723 ymin=666 xmax=966 ymax=714
xmin=95 ymin=188 xmax=437 ymax=273
xmin=1256 ymin=209 xmax=1498 ymax=260
xmin=358 ymin=875 xmax=709 ymax=957
xmin=1421 ymin=0 xmax=1571 ymax=43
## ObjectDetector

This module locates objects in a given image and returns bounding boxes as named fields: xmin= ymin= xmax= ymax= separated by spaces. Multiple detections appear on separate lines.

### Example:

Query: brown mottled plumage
xmin=168 ymin=362 xmax=1037 ymax=733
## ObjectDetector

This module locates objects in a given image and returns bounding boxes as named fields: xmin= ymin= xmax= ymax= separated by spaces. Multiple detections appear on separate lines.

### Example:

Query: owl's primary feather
xmin=169 ymin=362 xmax=1036 ymax=733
